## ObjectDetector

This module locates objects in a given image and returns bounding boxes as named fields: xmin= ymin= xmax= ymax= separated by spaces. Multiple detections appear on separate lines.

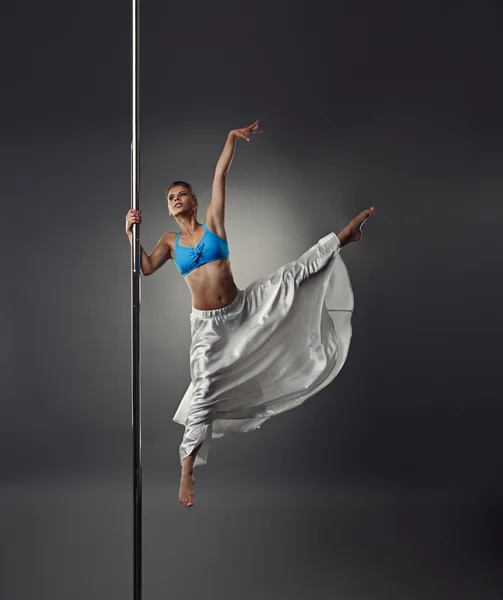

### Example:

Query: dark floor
xmin=1 ymin=478 xmax=502 ymax=600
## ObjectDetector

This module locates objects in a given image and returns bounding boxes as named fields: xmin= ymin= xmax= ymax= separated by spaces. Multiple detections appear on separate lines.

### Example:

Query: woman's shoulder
xmin=162 ymin=231 xmax=178 ymax=250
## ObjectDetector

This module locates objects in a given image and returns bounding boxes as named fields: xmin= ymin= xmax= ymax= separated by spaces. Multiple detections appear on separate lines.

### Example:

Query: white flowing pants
xmin=173 ymin=232 xmax=354 ymax=466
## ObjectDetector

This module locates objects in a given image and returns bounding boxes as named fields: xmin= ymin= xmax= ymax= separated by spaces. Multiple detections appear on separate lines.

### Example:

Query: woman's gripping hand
xmin=126 ymin=209 xmax=142 ymax=235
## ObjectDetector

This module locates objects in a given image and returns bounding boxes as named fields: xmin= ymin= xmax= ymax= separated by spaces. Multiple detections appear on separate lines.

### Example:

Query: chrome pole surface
xmin=131 ymin=0 xmax=142 ymax=598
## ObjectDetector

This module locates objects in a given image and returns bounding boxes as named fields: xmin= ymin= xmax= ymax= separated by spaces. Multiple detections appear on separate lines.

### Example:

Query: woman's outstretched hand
xmin=231 ymin=120 xmax=263 ymax=142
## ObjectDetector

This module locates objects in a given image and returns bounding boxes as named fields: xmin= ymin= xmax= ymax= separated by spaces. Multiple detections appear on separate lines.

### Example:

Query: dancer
xmin=125 ymin=120 xmax=374 ymax=508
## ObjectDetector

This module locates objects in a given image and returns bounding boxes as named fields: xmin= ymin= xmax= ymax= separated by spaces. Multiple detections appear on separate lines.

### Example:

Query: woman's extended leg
xmin=337 ymin=207 xmax=375 ymax=247
xmin=281 ymin=207 xmax=375 ymax=287
xmin=179 ymin=443 xmax=202 ymax=508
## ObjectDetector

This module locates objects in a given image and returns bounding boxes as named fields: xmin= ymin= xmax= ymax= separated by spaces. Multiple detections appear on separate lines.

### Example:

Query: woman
xmin=125 ymin=120 xmax=375 ymax=508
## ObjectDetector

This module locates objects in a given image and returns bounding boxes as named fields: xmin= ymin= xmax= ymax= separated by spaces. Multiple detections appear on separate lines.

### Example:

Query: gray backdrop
xmin=1 ymin=1 xmax=501 ymax=599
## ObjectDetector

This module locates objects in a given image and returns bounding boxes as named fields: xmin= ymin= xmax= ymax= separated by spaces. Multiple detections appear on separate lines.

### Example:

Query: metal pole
xmin=131 ymin=0 xmax=142 ymax=598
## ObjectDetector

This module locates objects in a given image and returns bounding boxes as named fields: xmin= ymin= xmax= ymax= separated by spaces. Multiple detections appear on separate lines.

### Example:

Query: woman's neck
xmin=176 ymin=215 xmax=199 ymax=236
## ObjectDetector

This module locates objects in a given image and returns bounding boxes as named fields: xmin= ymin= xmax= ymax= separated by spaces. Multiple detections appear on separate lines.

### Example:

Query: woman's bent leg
xmin=178 ymin=388 xmax=213 ymax=507
xmin=179 ymin=442 xmax=202 ymax=508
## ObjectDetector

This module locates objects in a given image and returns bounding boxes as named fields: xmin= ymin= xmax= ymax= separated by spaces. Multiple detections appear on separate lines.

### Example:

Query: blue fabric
xmin=174 ymin=224 xmax=230 ymax=277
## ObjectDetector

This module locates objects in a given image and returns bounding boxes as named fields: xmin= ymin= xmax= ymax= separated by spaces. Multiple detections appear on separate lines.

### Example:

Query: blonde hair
xmin=165 ymin=181 xmax=198 ymax=218
xmin=166 ymin=181 xmax=197 ymax=202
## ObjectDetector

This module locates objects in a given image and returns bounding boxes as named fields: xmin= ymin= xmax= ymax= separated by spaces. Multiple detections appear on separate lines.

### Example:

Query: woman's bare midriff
xmin=184 ymin=258 xmax=239 ymax=310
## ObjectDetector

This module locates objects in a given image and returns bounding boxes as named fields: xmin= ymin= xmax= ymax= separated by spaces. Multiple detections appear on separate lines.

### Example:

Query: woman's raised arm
xmin=206 ymin=121 xmax=262 ymax=237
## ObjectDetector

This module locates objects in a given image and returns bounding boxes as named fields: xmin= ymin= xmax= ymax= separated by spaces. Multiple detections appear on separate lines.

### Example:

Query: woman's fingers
xmin=234 ymin=120 xmax=263 ymax=140
xmin=242 ymin=120 xmax=260 ymax=132
xmin=247 ymin=124 xmax=262 ymax=135
xmin=126 ymin=210 xmax=142 ymax=234
xmin=126 ymin=210 xmax=142 ymax=222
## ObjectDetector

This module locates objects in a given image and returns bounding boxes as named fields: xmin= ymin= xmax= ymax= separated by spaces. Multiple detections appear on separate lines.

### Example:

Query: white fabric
xmin=173 ymin=232 xmax=354 ymax=467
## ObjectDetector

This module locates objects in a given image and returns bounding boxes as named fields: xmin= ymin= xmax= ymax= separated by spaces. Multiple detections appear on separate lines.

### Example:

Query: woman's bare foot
xmin=179 ymin=471 xmax=195 ymax=508
xmin=337 ymin=207 xmax=375 ymax=248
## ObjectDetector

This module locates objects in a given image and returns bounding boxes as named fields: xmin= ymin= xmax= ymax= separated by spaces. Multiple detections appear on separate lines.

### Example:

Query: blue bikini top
xmin=173 ymin=224 xmax=229 ymax=277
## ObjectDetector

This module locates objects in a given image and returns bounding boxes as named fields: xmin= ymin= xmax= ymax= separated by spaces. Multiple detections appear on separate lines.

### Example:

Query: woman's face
xmin=167 ymin=186 xmax=197 ymax=217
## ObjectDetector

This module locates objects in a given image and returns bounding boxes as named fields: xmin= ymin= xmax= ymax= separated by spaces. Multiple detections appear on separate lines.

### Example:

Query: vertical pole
xmin=131 ymin=0 xmax=142 ymax=598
